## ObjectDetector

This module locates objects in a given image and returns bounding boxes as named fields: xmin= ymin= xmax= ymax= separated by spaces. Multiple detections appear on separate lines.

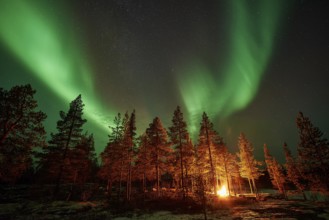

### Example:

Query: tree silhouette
xmin=296 ymin=112 xmax=329 ymax=193
xmin=62 ymin=134 xmax=96 ymax=200
xmin=197 ymin=112 xmax=222 ymax=193
xmin=123 ymin=110 xmax=136 ymax=201
xmin=41 ymin=95 xmax=87 ymax=198
xmin=146 ymin=117 xmax=171 ymax=197
xmin=98 ymin=112 xmax=127 ymax=199
xmin=134 ymin=133 xmax=153 ymax=195
xmin=264 ymin=144 xmax=286 ymax=198
xmin=168 ymin=106 xmax=192 ymax=199
xmin=0 ymin=84 xmax=46 ymax=183
xmin=283 ymin=142 xmax=307 ymax=200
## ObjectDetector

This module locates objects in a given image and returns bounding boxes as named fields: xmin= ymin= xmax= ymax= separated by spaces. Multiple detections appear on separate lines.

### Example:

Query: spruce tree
xmin=296 ymin=112 xmax=329 ymax=192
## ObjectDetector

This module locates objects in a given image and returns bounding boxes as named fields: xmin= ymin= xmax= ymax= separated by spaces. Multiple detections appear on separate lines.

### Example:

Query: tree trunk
xmin=155 ymin=141 xmax=161 ymax=198
xmin=127 ymin=164 xmax=131 ymax=201
xmin=248 ymin=178 xmax=253 ymax=194
xmin=53 ymin=108 xmax=77 ymax=199
xmin=302 ymin=190 xmax=307 ymax=200
xmin=119 ymin=167 xmax=123 ymax=200
xmin=179 ymin=146 xmax=185 ymax=200
xmin=107 ymin=178 xmax=112 ymax=198
xmin=251 ymin=178 xmax=258 ymax=195
xmin=206 ymin=128 xmax=216 ymax=193
xmin=185 ymin=164 xmax=189 ymax=197
xmin=66 ymin=170 xmax=78 ymax=201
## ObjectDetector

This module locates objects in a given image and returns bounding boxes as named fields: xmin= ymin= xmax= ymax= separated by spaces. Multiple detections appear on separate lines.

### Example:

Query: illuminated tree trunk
xmin=247 ymin=178 xmax=253 ymax=194
xmin=206 ymin=135 xmax=216 ymax=193
xmin=179 ymin=143 xmax=186 ymax=199
xmin=127 ymin=152 xmax=132 ymax=201
xmin=156 ymin=144 xmax=160 ymax=197
xmin=119 ymin=162 xmax=123 ymax=200
xmin=185 ymin=163 xmax=189 ymax=196
xmin=224 ymin=163 xmax=231 ymax=196
xmin=169 ymin=106 xmax=191 ymax=200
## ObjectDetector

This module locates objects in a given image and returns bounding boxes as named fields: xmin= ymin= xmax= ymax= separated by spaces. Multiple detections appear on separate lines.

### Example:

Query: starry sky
xmin=0 ymin=0 xmax=328 ymax=161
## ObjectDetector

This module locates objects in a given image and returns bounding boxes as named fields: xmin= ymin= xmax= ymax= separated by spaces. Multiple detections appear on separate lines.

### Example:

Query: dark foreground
xmin=1 ymin=186 xmax=329 ymax=220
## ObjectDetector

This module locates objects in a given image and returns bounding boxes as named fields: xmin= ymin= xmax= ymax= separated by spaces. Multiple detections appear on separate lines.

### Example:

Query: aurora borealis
xmin=1 ymin=0 xmax=329 ymax=159
xmin=179 ymin=0 xmax=291 ymax=134
xmin=0 ymin=0 xmax=117 ymax=135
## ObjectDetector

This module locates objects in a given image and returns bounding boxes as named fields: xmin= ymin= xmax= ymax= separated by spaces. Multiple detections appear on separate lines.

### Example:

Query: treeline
xmin=0 ymin=84 xmax=329 ymax=201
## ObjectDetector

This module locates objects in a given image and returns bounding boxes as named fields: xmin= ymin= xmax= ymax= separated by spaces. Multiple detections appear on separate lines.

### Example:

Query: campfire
xmin=217 ymin=185 xmax=229 ymax=197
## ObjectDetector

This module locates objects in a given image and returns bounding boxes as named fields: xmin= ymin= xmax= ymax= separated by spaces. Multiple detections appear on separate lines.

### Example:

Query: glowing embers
xmin=217 ymin=185 xmax=229 ymax=197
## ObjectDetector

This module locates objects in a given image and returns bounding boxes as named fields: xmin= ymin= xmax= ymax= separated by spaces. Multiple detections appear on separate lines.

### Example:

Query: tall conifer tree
xmin=197 ymin=112 xmax=222 ymax=193
xmin=237 ymin=133 xmax=262 ymax=194
xmin=0 ymin=84 xmax=46 ymax=183
xmin=283 ymin=142 xmax=307 ymax=200
xmin=264 ymin=144 xmax=286 ymax=198
xmin=45 ymin=95 xmax=87 ymax=197
xmin=296 ymin=112 xmax=329 ymax=192
xmin=146 ymin=117 xmax=171 ymax=197
xmin=168 ymin=106 xmax=191 ymax=199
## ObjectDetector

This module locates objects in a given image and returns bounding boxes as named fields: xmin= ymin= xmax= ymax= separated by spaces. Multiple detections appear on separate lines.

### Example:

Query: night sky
xmin=1 ymin=0 xmax=328 ymax=161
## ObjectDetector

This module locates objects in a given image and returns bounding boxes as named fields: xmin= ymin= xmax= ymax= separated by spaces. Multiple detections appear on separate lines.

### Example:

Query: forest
xmin=1 ymin=84 xmax=329 ymax=219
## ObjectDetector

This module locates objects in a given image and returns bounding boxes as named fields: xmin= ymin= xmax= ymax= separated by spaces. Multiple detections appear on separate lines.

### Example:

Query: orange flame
xmin=217 ymin=185 xmax=229 ymax=197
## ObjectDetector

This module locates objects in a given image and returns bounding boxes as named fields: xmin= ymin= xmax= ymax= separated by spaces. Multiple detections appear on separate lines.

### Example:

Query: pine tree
xmin=146 ymin=117 xmax=171 ymax=197
xmin=237 ymin=133 xmax=262 ymax=194
xmin=123 ymin=110 xmax=136 ymax=201
xmin=0 ymin=84 xmax=46 ymax=183
xmin=134 ymin=134 xmax=153 ymax=195
xmin=264 ymin=144 xmax=286 ymax=198
xmin=197 ymin=112 xmax=222 ymax=193
xmin=216 ymin=146 xmax=237 ymax=196
xmin=98 ymin=113 xmax=127 ymax=198
xmin=168 ymin=106 xmax=192 ymax=199
xmin=65 ymin=134 xmax=96 ymax=200
xmin=296 ymin=112 xmax=329 ymax=193
xmin=283 ymin=142 xmax=307 ymax=200
xmin=41 ymin=95 xmax=87 ymax=198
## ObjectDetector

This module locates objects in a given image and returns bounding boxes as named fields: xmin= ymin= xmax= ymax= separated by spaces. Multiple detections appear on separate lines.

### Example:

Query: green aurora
xmin=0 ymin=1 xmax=297 ymax=148
xmin=179 ymin=1 xmax=290 ymax=135
xmin=0 ymin=1 xmax=116 ymax=134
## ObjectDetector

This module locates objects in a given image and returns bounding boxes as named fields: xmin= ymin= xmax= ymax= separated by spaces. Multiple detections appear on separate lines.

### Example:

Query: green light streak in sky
xmin=0 ymin=1 xmax=114 ymax=132
xmin=179 ymin=1 xmax=288 ymax=134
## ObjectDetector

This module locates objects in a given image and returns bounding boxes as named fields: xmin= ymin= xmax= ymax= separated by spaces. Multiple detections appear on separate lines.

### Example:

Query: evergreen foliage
xmin=264 ymin=144 xmax=286 ymax=198
xmin=0 ymin=84 xmax=46 ymax=183
xmin=37 ymin=95 xmax=94 ymax=198
xmin=197 ymin=112 xmax=224 ymax=193
xmin=237 ymin=133 xmax=262 ymax=194
xmin=296 ymin=112 xmax=329 ymax=193
xmin=168 ymin=106 xmax=193 ymax=199
xmin=146 ymin=117 xmax=171 ymax=197
xmin=283 ymin=142 xmax=307 ymax=200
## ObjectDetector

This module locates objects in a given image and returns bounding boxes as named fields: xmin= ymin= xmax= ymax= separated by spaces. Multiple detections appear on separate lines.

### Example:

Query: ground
xmin=1 ymin=186 xmax=329 ymax=219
